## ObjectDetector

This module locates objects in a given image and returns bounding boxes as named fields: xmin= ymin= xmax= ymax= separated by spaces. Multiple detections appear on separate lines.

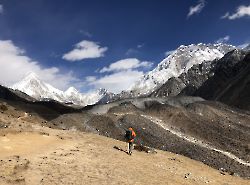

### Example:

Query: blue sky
xmin=0 ymin=0 xmax=249 ymax=93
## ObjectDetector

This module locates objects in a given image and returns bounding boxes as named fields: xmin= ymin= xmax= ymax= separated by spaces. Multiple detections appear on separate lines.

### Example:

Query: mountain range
xmin=11 ymin=73 xmax=113 ymax=106
xmin=130 ymin=43 xmax=235 ymax=95
xmin=9 ymin=43 xmax=250 ymax=110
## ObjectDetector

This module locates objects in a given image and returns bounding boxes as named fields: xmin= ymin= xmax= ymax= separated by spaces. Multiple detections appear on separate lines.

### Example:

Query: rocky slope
xmin=130 ymin=43 xmax=235 ymax=95
xmin=0 ymin=99 xmax=249 ymax=184
xmin=1 ymin=94 xmax=249 ymax=178
xmin=195 ymin=50 xmax=250 ymax=110
xmin=149 ymin=58 xmax=218 ymax=97
xmin=151 ymin=49 xmax=250 ymax=110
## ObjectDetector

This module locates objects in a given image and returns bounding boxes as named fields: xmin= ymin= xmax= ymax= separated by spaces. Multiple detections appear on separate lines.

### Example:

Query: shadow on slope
xmin=195 ymin=52 xmax=250 ymax=110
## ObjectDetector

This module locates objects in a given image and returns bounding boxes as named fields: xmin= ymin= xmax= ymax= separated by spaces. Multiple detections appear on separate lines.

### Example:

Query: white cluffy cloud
xmin=88 ymin=70 xmax=144 ymax=93
xmin=0 ymin=40 xmax=79 ymax=90
xmin=100 ymin=58 xmax=152 ymax=73
xmin=221 ymin=5 xmax=250 ymax=20
xmin=187 ymin=0 xmax=206 ymax=17
xmin=216 ymin=35 xmax=230 ymax=44
xmin=62 ymin=40 xmax=108 ymax=61
xmin=87 ymin=58 xmax=153 ymax=93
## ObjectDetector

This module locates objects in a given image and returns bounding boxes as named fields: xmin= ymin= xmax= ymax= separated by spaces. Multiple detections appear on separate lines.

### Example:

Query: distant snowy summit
xmin=12 ymin=72 xmax=65 ymax=102
xmin=130 ymin=43 xmax=235 ymax=95
xmin=11 ymin=72 xmax=111 ymax=106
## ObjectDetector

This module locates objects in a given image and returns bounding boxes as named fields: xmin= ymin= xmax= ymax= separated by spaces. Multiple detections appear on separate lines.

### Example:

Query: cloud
xmin=125 ymin=48 xmax=138 ymax=56
xmin=164 ymin=50 xmax=175 ymax=56
xmin=221 ymin=12 xmax=230 ymax=19
xmin=215 ymin=35 xmax=230 ymax=44
xmin=0 ymin=40 xmax=80 ymax=90
xmin=88 ymin=70 xmax=144 ymax=93
xmin=126 ymin=44 xmax=144 ymax=56
xmin=137 ymin=44 xmax=144 ymax=48
xmin=221 ymin=5 xmax=250 ymax=20
xmin=87 ymin=58 xmax=153 ymax=93
xmin=237 ymin=42 xmax=250 ymax=49
xmin=62 ymin=40 xmax=108 ymax=61
xmin=99 ymin=58 xmax=153 ymax=73
xmin=187 ymin=0 xmax=206 ymax=17
xmin=0 ymin=5 xmax=3 ymax=14
xmin=79 ymin=30 xmax=92 ymax=38
xmin=85 ymin=76 xmax=97 ymax=83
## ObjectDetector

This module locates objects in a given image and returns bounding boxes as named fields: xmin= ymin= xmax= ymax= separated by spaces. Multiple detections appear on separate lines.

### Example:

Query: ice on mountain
xmin=11 ymin=73 xmax=112 ymax=107
xmin=129 ymin=43 xmax=235 ymax=95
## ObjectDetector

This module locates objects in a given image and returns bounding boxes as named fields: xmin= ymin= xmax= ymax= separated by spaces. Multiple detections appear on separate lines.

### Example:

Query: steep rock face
xmin=195 ymin=51 xmax=250 ymax=110
xmin=151 ymin=49 xmax=250 ymax=110
xmin=152 ymin=49 xmax=247 ymax=97
xmin=151 ymin=59 xmax=218 ymax=97
xmin=130 ymin=43 xmax=235 ymax=95
xmin=96 ymin=89 xmax=115 ymax=104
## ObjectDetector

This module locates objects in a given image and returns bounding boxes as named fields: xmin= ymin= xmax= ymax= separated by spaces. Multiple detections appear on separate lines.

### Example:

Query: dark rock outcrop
xmin=195 ymin=51 xmax=250 ymax=110
xmin=151 ymin=49 xmax=250 ymax=110
xmin=0 ymin=85 xmax=35 ymax=102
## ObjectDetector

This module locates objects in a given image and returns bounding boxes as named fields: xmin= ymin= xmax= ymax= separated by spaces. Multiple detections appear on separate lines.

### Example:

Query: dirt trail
xmin=0 ymin=132 xmax=64 ymax=158
xmin=141 ymin=114 xmax=250 ymax=167
xmin=0 ymin=127 xmax=249 ymax=185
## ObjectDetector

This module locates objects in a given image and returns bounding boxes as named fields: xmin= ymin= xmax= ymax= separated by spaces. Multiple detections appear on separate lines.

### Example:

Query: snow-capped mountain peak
xmin=23 ymin=72 xmax=39 ymax=81
xmin=12 ymin=72 xmax=64 ymax=101
xmin=130 ymin=43 xmax=235 ymax=95
xmin=65 ymin=87 xmax=79 ymax=96
xmin=11 ymin=73 xmax=112 ymax=106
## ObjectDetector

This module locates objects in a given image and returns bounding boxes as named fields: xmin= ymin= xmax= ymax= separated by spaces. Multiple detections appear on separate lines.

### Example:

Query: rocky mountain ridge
xmin=151 ymin=49 xmax=250 ymax=110
xmin=130 ymin=43 xmax=235 ymax=95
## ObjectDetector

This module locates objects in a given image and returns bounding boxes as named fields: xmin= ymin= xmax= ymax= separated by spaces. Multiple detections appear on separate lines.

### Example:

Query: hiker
xmin=125 ymin=127 xmax=136 ymax=155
